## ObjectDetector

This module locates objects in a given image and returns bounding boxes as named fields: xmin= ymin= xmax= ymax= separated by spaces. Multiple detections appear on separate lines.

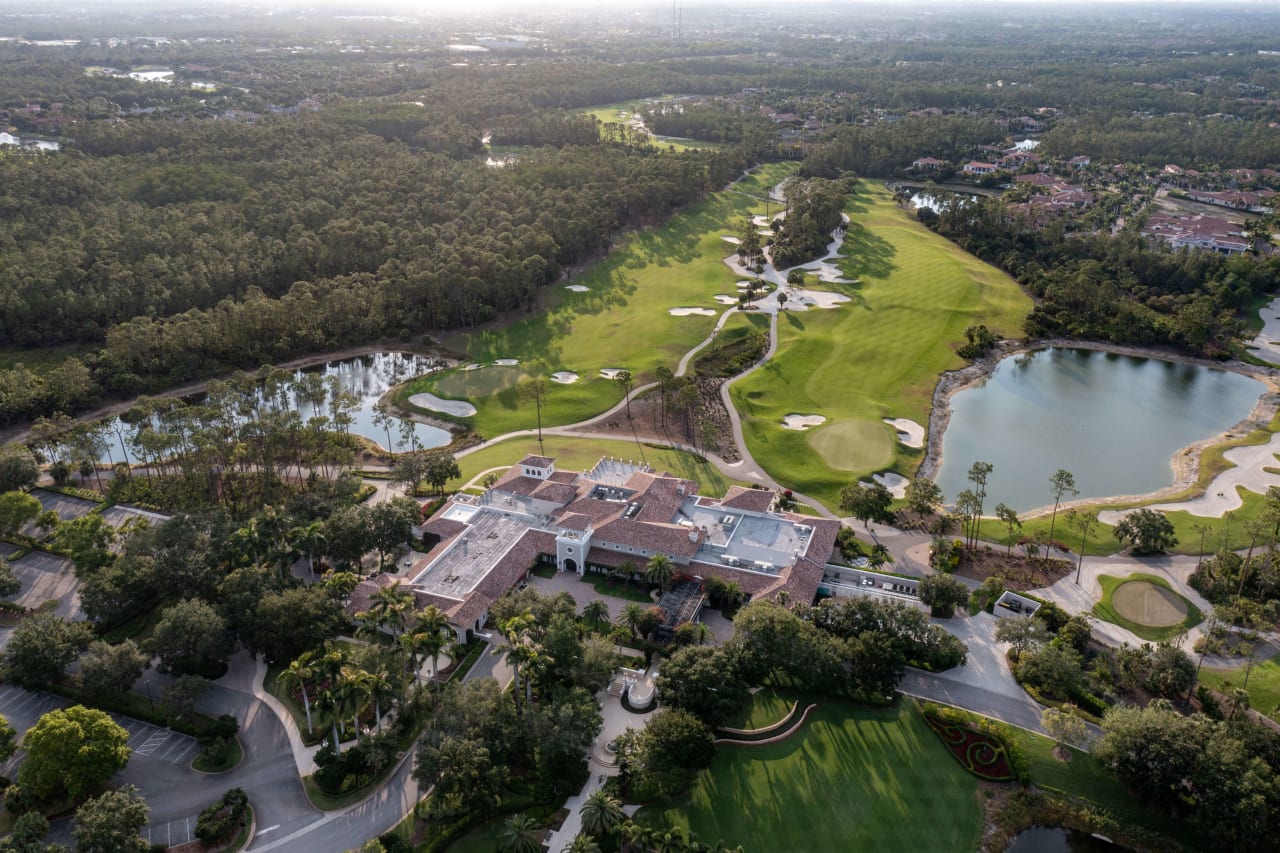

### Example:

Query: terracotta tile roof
xmin=531 ymin=480 xmax=579 ymax=505
xmin=520 ymin=455 xmax=555 ymax=468
xmin=450 ymin=529 xmax=556 ymax=628
xmin=346 ymin=574 xmax=400 ymax=616
xmin=685 ymin=560 xmax=778 ymax=594
xmin=720 ymin=486 xmax=775 ymax=513
xmin=547 ymin=471 xmax=579 ymax=484
xmin=557 ymin=513 xmax=593 ymax=531
xmin=594 ymin=518 xmax=702 ymax=557
xmin=493 ymin=474 xmax=546 ymax=497
xmin=422 ymin=517 xmax=468 ymax=540
xmin=558 ymin=497 xmax=628 ymax=524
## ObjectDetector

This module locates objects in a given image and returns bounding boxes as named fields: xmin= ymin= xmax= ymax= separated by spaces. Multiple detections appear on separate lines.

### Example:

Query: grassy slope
xmin=733 ymin=181 xmax=1031 ymax=511
xmin=1203 ymin=656 xmax=1280 ymax=722
xmin=576 ymin=99 xmax=718 ymax=152
xmin=426 ymin=163 xmax=794 ymax=439
xmin=638 ymin=699 xmax=983 ymax=853
xmin=449 ymin=435 xmax=752 ymax=498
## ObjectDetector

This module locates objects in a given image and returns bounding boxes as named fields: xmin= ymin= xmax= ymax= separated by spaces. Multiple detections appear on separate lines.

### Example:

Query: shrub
xmin=195 ymin=787 xmax=249 ymax=846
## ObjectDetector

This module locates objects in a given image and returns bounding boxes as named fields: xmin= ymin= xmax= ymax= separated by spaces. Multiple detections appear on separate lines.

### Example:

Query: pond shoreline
xmin=0 ymin=341 xmax=458 ymax=448
xmin=919 ymin=338 xmax=1280 ymax=518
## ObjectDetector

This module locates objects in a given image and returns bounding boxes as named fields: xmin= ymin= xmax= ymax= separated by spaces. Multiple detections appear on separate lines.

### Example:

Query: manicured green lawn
xmin=732 ymin=181 xmax=1031 ymax=512
xmin=1003 ymin=727 xmax=1188 ymax=839
xmin=637 ymin=699 xmax=983 ymax=853
xmin=451 ymin=435 xmax=753 ymax=498
xmin=1204 ymin=656 xmax=1280 ymax=722
xmin=722 ymin=686 xmax=793 ymax=730
xmin=1091 ymin=573 xmax=1202 ymax=642
xmin=576 ymin=99 xmax=719 ymax=152
xmin=428 ymin=163 xmax=795 ymax=439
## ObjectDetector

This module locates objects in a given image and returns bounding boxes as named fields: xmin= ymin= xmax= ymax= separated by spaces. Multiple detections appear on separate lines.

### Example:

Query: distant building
xmin=911 ymin=157 xmax=946 ymax=170
xmin=347 ymin=456 xmax=840 ymax=641
xmin=963 ymin=161 xmax=998 ymax=175
xmin=1142 ymin=213 xmax=1252 ymax=256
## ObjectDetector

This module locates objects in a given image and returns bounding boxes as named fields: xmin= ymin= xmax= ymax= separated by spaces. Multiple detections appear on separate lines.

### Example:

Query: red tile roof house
xmin=348 ymin=455 xmax=841 ymax=641
xmin=963 ymin=161 xmax=998 ymax=176
xmin=911 ymin=157 xmax=946 ymax=170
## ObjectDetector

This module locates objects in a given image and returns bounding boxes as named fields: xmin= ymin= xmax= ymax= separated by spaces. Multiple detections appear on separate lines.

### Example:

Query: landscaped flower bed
xmin=923 ymin=713 xmax=1017 ymax=782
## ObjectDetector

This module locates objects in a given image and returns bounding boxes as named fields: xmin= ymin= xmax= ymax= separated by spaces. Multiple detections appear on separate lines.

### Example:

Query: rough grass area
xmin=1092 ymin=573 xmax=1202 ymax=641
xmin=637 ymin=697 xmax=983 ymax=853
xmin=451 ymin=435 xmax=751 ymax=498
xmin=432 ymin=163 xmax=796 ymax=438
xmin=1204 ymin=656 xmax=1280 ymax=722
xmin=732 ymin=181 xmax=1031 ymax=512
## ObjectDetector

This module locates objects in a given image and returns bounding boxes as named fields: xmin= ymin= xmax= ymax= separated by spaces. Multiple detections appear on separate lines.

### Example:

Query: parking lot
xmin=0 ymin=684 xmax=199 ymax=772
xmin=4 ymin=551 xmax=81 ymax=618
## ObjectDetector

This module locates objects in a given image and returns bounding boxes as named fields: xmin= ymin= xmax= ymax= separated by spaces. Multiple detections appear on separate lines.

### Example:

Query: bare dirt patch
xmin=955 ymin=547 xmax=1072 ymax=591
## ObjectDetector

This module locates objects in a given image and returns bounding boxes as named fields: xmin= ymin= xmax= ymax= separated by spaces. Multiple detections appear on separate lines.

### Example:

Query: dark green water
xmin=936 ymin=348 xmax=1265 ymax=512
xmin=1005 ymin=826 xmax=1122 ymax=852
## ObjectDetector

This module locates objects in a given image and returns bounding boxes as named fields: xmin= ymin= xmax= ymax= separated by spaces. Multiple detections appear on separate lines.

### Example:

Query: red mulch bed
xmin=924 ymin=714 xmax=1017 ymax=782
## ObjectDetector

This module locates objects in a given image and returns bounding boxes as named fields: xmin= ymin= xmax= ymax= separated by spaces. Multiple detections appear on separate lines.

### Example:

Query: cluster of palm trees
xmin=499 ymin=790 xmax=742 ymax=853
xmin=278 ymin=586 xmax=451 ymax=752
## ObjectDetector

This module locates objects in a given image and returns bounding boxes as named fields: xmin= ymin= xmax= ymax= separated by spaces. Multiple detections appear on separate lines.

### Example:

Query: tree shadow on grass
xmin=841 ymin=224 xmax=898 ymax=281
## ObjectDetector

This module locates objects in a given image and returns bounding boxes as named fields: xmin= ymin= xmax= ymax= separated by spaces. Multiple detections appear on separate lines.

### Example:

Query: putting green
xmin=808 ymin=419 xmax=894 ymax=472
xmin=1111 ymin=580 xmax=1188 ymax=627
xmin=732 ymin=181 xmax=1031 ymax=511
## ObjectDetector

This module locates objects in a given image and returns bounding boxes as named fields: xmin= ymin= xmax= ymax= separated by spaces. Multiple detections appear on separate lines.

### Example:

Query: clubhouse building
xmin=348 ymin=455 xmax=841 ymax=640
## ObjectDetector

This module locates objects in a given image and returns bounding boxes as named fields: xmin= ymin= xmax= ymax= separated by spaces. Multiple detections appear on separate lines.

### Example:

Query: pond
xmin=934 ymin=347 xmax=1265 ymax=512
xmin=910 ymin=191 xmax=976 ymax=213
xmin=1006 ymin=826 xmax=1121 ymax=852
xmin=0 ymin=131 xmax=60 ymax=151
xmin=99 ymin=351 xmax=452 ymax=463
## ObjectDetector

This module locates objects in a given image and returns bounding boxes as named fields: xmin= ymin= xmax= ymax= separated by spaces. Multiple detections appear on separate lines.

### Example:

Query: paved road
xmin=899 ymin=670 xmax=1050 ymax=736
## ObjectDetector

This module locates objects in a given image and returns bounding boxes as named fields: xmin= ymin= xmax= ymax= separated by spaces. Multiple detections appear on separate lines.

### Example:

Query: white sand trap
xmin=550 ymin=371 xmax=579 ymax=384
xmin=1099 ymin=432 xmax=1280 ymax=524
xmin=721 ymin=235 xmax=741 ymax=245
xmin=494 ymin=358 xmax=519 ymax=366
xmin=463 ymin=363 xmax=483 ymax=371
xmin=751 ymin=215 xmax=772 ymax=227
xmin=714 ymin=295 xmax=739 ymax=305
xmin=862 ymin=471 xmax=909 ymax=499
xmin=785 ymin=289 xmax=852 ymax=312
xmin=1249 ymin=295 xmax=1280 ymax=366
xmin=883 ymin=417 xmax=926 ymax=449
xmin=669 ymin=307 xmax=717 ymax=316
xmin=782 ymin=414 xmax=827 ymax=430
xmin=409 ymin=393 xmax=477 ymax=417
xmin=566 ymin=284 xmax=589 ymax=292
xmin=599 ymin=368 xmax=627 ymax=380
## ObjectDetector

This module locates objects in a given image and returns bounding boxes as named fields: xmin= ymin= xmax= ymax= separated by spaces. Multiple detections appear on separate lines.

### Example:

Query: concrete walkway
xmin=250 ymin=655 xmax=324 ymax=776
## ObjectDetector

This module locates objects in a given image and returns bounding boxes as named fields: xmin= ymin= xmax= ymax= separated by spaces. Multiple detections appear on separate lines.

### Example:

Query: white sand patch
xmin=785 ymin=289 xmax=851 ymax=311
xmin=721 ymin=235 xmax=741 ymax=245
xmin=599 ymin=368 xmax=627 ymax=380
xmin=1099 ymin=432 xmax=1280 ymax=524
xmin=669 ymin=307 xmax=717 ymax=316
xmin=714 ymin=295 xmax=739 ymax=305
xmin=862 ymin=471 xmax=909 ymax=499
xmin=782 ymin=414 xmax=827 ymax=430
xmin=758 ymin=229 xmax=775 ymax=237
xmin=409 ymin=393 xmax=477 ymax=417
xmin=751 ymin=215 xmax=772 ymax=227
xmin=494 ymin=358 xmax=519 ymax=366
xmin=566 ymin=284 xmax=589 ymax=292
xmin=463 ymin=363 xmax=483 ymax=371
xmin=883 ymin=417 xmax=926 ymax=449
xmin=550 ymin=371 xmax=579 ymax=384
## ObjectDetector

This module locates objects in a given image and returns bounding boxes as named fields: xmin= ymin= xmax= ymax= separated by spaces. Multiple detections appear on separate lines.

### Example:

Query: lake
xmin=0 ymin=132 xmax=60 ymax=151
xmin=934 ymin=348 xmax=1265 ymax=512
xmin=99 ymin=351 xmax=452 ymax=463
xmin=911 ymin=191 xmax=976 ymax=213
xmin=1006 ymin=826 xmax=1120 ymax=852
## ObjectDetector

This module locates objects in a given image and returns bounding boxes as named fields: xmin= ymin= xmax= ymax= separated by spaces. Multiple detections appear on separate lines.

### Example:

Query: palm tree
xmin=368 ymin=666 xmax=400 ymax=733
xmin=363 ymin=584 xmax=414 ymax=639
xmin=289 ymin=521 xmax=327 ymax=575
xmin=580 ymin=790 xmax=625 ymax=840
xmin=562 ymin=834 xmax=602 ymax=853
xmin=646 ymin=554 xmax=675 ymax=591
xmin=339 ymin=665 xmax=376 ymax=739
xmin=618 ymin=603 xmax=647 ymax=639
xmin=582 ymin=600 xmax=610 ymax=631
xmin=277 ymin=652 xmax=316 ymax=734
xmin=323 ymin=570 xmax=359 ymax=599
xmin=498 ymin=812 xmax=541 ymax=853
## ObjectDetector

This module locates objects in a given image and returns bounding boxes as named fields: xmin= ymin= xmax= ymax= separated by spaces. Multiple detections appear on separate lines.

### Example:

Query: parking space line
xmin=136 ymin=732 xmax=171 ymax=757
xmin=169 ymin=741 xmax=196 ymax=764
xmin=156 ymin=738 xmax=184 ymax=761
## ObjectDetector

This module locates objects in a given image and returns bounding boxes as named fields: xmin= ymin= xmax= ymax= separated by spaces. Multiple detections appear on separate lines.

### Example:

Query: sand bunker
xmin=550 ymin=371 xmax=579 ymax=384
xmin=669 ymin=307 xmax=717 ymax=317
xmin=783 ymin=414 xmax=827 ymax=430
xmin=599 ymin=368 xmax=627 ymax=380
xmin=722 ymin=235 xmax=741 ymax=245
xmin=1111 ymin=580 xmax=1188 ymax=628
xmin=566 ymin=284 xmax=589 ymax=292
xmin=751 ymin=215 xmax=771 ymax=227
xmin=863 ymin=471 xmax=909 ymax=499
xmin=463 ymin=363 xmax=483 ymax=371
xmin=494 ymin=358 xmax=519 ymax=366
xmin=883 ymin=417 xmax=926 ymax=449
xmin=714 ymin=295 xmax=739 ymax=305
xmin=786 ymin=290 xmax=851 ymax=311
xmin=409 ymin=393 xmax=477 ymax=418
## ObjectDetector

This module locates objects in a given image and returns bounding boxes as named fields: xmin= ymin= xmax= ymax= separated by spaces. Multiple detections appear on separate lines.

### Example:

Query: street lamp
xmin=144 ymin=678 xmax=154 ymax=710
